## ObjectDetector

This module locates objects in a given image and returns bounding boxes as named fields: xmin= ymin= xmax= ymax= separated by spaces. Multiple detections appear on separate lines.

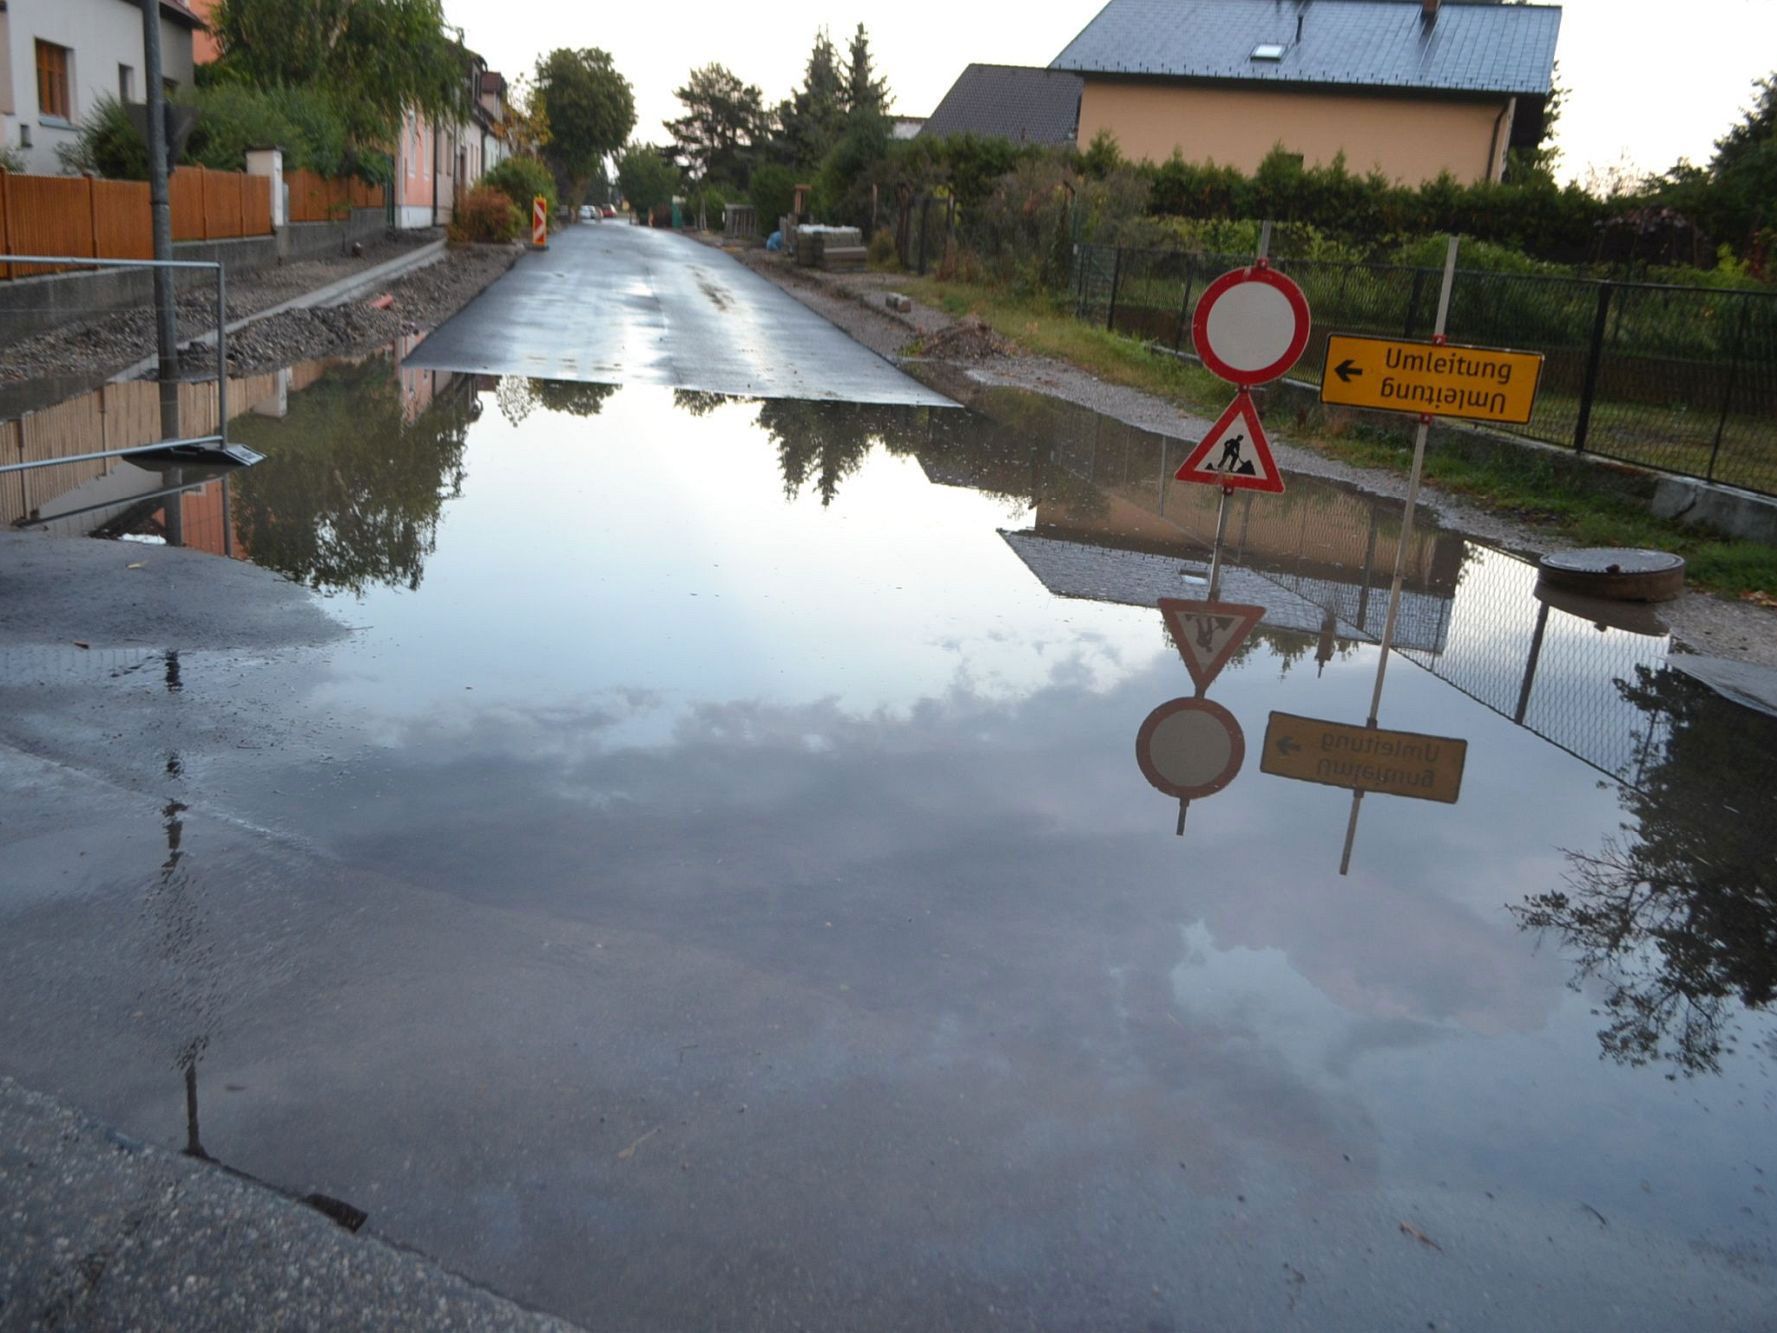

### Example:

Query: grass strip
xmin=896 ymin=275 xmax=1777 ymax=598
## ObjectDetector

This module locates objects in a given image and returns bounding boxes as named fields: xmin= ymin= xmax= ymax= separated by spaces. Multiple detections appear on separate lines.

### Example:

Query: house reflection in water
xmin=913 ymin=384 xmax=1674 ymax=791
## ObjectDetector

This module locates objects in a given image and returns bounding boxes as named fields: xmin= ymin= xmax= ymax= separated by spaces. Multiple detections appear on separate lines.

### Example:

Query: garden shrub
xmin=750 ymin=163 xmax=796 ymax=228
xmin=482 ymin=157 xmax=558 ymax=220
xmin=451 ymin=186 xmax=522 ymax=243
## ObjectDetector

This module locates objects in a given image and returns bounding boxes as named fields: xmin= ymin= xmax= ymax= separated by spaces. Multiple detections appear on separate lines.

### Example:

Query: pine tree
xmin=781 ymin=29 xmax=845 ymax=169
xmin=843 ymin=24 xmax=890 ymax=128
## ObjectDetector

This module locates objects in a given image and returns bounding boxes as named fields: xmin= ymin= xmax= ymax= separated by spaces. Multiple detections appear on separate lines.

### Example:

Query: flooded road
xmin=3 ymin=347 xmax=1775 ymax=1330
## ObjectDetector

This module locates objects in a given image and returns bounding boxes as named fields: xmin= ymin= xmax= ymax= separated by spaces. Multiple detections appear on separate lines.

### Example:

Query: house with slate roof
xmin=920 ymin=64 xmax=1085 ymax=145
xmin=1050 ymin=0 xmax=1561 ymax=184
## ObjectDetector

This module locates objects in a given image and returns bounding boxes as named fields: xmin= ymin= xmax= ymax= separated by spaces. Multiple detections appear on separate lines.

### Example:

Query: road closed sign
xmin=1321 ymin=333 xmax=1543 ymax=425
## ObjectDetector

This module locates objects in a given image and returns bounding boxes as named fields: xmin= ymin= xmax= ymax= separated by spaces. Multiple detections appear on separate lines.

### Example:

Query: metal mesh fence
xmin=1074 ymin=243 xmax=1777 ymax=497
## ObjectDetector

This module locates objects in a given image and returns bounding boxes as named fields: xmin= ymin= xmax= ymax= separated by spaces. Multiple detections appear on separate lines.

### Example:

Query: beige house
xmin=1051 ymin=0 xmax=1561 ymax=185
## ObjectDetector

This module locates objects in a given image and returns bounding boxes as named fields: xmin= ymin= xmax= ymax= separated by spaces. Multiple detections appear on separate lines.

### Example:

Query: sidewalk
xmin=0 ymin=1077 xmax=576 ymax=1331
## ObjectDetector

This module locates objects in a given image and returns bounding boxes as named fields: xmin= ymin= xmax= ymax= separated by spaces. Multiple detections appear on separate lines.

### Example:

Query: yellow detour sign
xmin=1261 ymin=712 xmax=1467 ymax=804
xmin=1321 ymin=334 xmax=1543 ymax=425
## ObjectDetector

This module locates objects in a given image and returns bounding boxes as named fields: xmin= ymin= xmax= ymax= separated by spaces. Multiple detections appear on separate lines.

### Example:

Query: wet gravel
xmin=724 ymin=240 xmax=1777 ymax=669
xmin=216 ymin=244 xmax=517 ymax=377
xmin=0 ymin=236 xmax=515 ymax=386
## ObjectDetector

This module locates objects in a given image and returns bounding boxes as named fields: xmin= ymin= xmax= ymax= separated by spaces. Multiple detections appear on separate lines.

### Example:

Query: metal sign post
xmin=1338 ymin=234 xmax=1461 ymax=874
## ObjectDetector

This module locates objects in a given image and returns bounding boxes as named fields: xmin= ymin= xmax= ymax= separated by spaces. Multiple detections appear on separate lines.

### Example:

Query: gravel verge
xmin=0 ymin=235 xmax=519 ymax=389
xmin=717 ymin=240 xmax=1777 ymax=669
xmin=215 ymin=243 xmax=519 ymax=377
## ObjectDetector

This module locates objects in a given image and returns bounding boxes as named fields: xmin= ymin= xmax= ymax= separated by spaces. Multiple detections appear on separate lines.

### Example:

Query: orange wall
xmin=1077 ymin=79 xmax=1513 ymax=185
xmin=187 ymin=0 xmax=221 ymax=64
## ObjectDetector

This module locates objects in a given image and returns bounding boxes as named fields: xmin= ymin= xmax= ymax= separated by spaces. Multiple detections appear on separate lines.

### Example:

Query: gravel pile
xmin=918 ymin=317 xmax=1011 ymax=363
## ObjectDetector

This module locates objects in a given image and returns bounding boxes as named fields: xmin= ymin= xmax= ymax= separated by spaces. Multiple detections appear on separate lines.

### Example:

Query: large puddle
xmin=4 ymin=345 xmax=1775 ymax=1329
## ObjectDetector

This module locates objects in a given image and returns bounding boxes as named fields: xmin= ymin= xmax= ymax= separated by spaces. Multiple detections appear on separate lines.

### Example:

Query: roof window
xmin=1250 ymin=43 xmax=1287 ymax=61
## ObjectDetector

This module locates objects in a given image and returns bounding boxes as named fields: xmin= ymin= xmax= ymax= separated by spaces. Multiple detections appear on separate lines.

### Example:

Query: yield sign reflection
xmin=1159 ymin=598 xmax=1265 ymax=695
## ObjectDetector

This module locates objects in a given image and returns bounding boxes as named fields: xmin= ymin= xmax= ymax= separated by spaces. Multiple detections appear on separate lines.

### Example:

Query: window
xmin=119 ymin=64 xmax=135 ymax=103
xmin=36 ymin=40 xmax=70 ymax=122
xmin=1251 ymin=43 xmax=1287 ymax=61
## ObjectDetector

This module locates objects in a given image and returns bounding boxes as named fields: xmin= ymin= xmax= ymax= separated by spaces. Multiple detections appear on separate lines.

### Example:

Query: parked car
xmin=579 ymin=205 xmax=599 ymax=222
xmin=601 ymin=205 xmax=617 ymax=219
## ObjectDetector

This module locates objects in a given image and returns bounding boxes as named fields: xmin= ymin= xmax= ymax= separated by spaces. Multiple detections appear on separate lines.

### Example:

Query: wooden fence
xmin=286 ymin=169 xmax=387 ymax=224
xmin=0 ymin=167 xmax=385 ymax=279
xmin=169 ymin=166 xmax=273 ymax=243
xmin=0 ymin=373 xmax=281 ymax=528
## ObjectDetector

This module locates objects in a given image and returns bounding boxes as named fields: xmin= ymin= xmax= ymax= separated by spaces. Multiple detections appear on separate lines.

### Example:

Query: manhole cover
xmin=1538 ymin=548 xmax=1685 ymax=602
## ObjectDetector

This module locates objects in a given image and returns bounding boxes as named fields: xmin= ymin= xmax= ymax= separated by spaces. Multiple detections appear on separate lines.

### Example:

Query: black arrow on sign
xmin=1333 ymin=359 xmax=1362 ymax=384
xmin=1276 ymin=736 xmax=1302 ymax=756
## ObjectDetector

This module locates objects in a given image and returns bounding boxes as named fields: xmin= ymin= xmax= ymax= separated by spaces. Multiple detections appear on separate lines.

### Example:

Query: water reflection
xmin=13 ymin=355 xmax=1773 ymax=1084
xmin=226 ymin=360 xmax=476 ymax=594
xmin=496 ymin=377 xmax=618 ymax=425
xmin=1515 ymin=665 xmax=1777 ymax=1075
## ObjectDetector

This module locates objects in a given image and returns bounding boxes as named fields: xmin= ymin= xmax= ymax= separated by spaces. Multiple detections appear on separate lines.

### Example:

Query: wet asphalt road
xmin=3 ymin=240 xmax=1776 ymax=1328
xmin=403 ymin=222 xmax=951 ymax=406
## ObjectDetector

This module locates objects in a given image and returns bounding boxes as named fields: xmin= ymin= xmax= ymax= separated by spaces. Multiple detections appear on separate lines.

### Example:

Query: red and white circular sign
xmin=1191 ymin=265 xmax=1311 ymax=387
xmin=1135 ymin=697 xmax=1246 ymax=801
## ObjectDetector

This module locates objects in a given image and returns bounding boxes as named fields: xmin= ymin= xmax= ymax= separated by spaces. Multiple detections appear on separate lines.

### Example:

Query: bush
xmin=55 ymin=86 xmax=352 ymax=180
xmin=686 ymin=182 xmax=727 ymax=229
xmin=482 ymin=157 xmax=558 ymax=221
xmin=183 ymin=83 xmax=347 ymax=175
xmin=867 ymin=227 xmax=897 ymax=269
xmin=55 ymin=95 xmax=148 ymax=178
xmin=450 ymin=186 xmax=522 ymax=243
xmin=750 ymin=162 xmax=796 ymax=228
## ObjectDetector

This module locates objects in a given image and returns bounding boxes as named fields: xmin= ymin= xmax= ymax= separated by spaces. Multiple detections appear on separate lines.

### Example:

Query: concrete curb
xmin=0 ymin=1076 xmax=579 ymax=1330
xmin=109 ymin=240 xmax=450 ymax=386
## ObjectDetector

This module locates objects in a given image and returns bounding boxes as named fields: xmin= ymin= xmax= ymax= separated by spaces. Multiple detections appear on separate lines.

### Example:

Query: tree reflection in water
xmin=1514 ymin=666 xmax=1777 ymax=1076
xmin=229 ymin=359 xmax=478 ymax=595
xmin=497 ymin=376 xmax=617 ymax=425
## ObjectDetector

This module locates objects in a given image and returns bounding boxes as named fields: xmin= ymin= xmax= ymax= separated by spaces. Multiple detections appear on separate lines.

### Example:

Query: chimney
xmin=1422 ymin=0 xmax=1440 ymax=16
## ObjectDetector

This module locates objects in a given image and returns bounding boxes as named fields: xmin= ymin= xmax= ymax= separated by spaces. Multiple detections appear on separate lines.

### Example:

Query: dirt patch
xmin=915 ymin=317 xmax=1010 ymax=363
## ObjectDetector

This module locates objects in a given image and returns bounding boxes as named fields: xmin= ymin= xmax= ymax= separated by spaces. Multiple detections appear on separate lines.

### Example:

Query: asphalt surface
xmin=402 ymin=222 xmax=952 ymax=406
xmin=4 ymin=236 xmax=1775 ymax=1330
xmin=0 ymin=1078 xmax=573 ymax=1331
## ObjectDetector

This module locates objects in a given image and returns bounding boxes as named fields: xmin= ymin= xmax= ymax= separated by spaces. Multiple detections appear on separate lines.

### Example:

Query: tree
xmin=1512 ymin=665 xmax=1777 ymax=1076
xmin=534 ymin=48 xmax=636 ymax=207
xmin=1706 ymin=73 xmax=1777 ymax=256
xmin=227 ymin=358 xmax=475 ymax=595
xmin=616 ymin=143 xmax=683 ymax=217
xmin=780 ymin=29 xmax=845 ymax=170
xmin=842 ymin=24 xmax=890 ymax=129
xmin=210 ymin=0 xmax=466 ymax=147
xmin=666 ymin=64 xmax=766 ymax=189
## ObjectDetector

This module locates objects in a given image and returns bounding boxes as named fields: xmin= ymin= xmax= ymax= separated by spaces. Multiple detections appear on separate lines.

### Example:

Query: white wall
xmin=2 ymin=0 xmax=197 ymax=175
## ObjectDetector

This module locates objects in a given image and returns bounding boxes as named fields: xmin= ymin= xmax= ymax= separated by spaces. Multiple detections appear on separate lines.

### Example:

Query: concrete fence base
xmin=0 ymin=209 xmax=397 ymax=343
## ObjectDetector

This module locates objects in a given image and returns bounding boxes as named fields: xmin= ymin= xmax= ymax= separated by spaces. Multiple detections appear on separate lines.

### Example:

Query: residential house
xmin=0 ymin=0 xmax=201 ymax=174
xmin=391 ymin=49 xmax=509 ymax=230
xmin=185 ymin=4 xmax=508 ymax=230
xmin=919 ymin=65 xmax=1084 ymax=145
xmin=1049 ymin=0 xmax=1561 ymax=184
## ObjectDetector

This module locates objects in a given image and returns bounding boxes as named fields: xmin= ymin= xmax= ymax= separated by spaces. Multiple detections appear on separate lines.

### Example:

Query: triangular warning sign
xmin=1158 ymin=598 xmax=1266 ymax=694
xmin=1175 ymin=391 xmax=1285 ymax=494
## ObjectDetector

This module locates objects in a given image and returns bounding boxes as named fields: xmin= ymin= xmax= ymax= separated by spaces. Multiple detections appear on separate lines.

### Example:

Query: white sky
xmin=444 ymin=0 xmax=1777 ymax=186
